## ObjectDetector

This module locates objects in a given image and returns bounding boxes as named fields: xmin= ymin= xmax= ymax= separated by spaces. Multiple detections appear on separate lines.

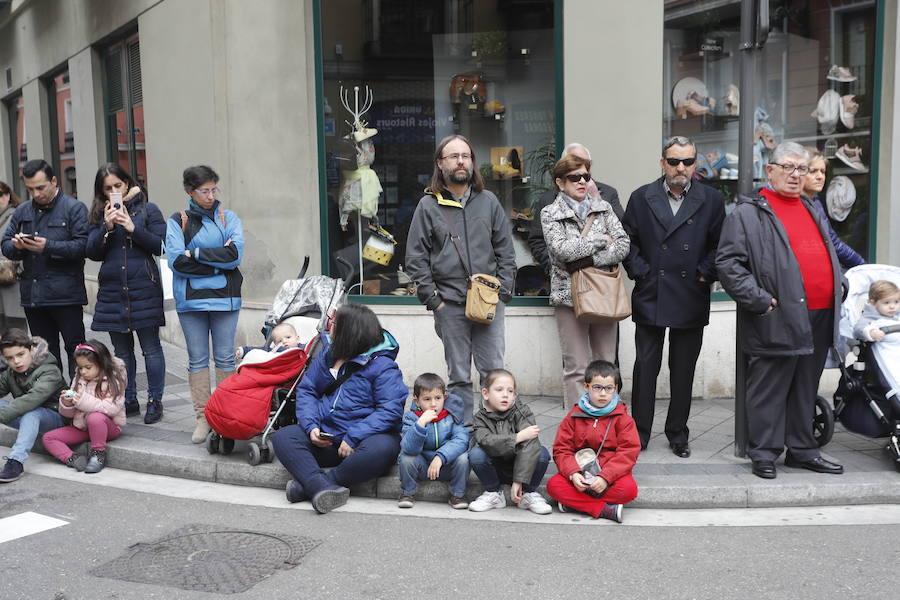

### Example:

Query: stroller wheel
xmin=265 ymin=438 xmax=276 ymax=463
xmin=220 ymin=437 xmax=235 ymax=455
xmin=206 ymin=431 xmax=220 ymax=455
xmin=248 ymin=441 xmax=262 ymax=466
xmin=814 ymin=395 xmax=835 ymax=447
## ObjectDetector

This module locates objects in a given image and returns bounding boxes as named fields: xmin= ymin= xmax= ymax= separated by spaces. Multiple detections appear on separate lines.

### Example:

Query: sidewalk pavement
xmin=3 ymin=314 xmax=900 ymax=508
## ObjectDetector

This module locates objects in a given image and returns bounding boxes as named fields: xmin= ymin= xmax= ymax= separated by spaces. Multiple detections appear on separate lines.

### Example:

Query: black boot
xmin=144 ymin=397 xmax=163 ymax=424
xmin=84 ymin=449 xmax=107 ymax=474
xmin=125 ymin=401 xmax=141 ymax=418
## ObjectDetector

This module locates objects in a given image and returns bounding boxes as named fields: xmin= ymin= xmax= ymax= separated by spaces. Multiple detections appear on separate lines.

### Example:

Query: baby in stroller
xmin=235 ymin=322 xmax=303 ymax=361
xmin=834 ymin=265 xmax=900 ymax=470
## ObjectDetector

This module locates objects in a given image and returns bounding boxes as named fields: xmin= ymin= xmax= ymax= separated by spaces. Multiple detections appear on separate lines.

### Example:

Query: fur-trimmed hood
xmin=0 ymin=336 xmax=55 ymax=371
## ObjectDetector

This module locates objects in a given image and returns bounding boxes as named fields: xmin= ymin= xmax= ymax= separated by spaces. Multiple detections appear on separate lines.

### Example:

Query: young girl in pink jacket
xmin=42 ymin=340 xmax=127 ymax=473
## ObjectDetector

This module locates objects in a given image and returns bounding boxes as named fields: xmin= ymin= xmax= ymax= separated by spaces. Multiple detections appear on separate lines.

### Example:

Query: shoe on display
xmin=725 ymin=152 xmax=739 ymax=165
xmin=518 ymin=491 xmax=552 ymax=515
xmin=468 ymin=490 xmax=506 ymax=512
xmin=840 ymin=95 xmax=859 ymax=129
xmin=723 ymin=83 xmax=740 ymax=116
xmin=811 ymin=90 xmax=840 ymax=135
xmin=826 ymin=65 xmax=857 ymax=82
xmin=826 ymin=176 xmax=857 ymax=222
xmin=835 ymin=144 xmax=868 ymax=173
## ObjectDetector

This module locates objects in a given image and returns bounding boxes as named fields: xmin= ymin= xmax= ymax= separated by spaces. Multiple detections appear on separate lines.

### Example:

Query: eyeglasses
xmin=565 ymin=172 xmax=591 ymax=183
xmin=664 ymin=157 xmax=696 ymax=167
xmin=441 ymin=153 xmax=472 ymax=162
xmin=194 ymin=187 xmax=221 ymax=196
xmin=590 ymin=385 xmax=617 ymax=394
xmin=770 ymin=163 xmax=810 ymax=175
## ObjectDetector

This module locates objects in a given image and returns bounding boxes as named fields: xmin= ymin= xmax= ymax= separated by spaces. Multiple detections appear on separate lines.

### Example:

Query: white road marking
xmin=13 ymin=452 xmax=900 ymax=528
xmin=0 ymin=511 xmax=69 ymax=544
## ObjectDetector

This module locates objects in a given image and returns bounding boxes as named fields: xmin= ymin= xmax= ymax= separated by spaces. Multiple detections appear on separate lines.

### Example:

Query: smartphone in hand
xmin=110 ymin=192 xmax=123 ymax=209
xmin=318 ymin=431 xmax=335 ymax=440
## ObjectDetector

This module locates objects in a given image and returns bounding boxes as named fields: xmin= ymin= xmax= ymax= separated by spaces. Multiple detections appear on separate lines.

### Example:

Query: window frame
xmin=100 ymin=31 xmax=143 ymax=182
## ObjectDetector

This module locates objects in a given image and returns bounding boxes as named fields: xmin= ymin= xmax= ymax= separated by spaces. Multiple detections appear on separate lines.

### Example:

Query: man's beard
xmin=442 ymin=166 xmax=473 ymax=185
xmin=666 ymin=174 xmax=689 ymax=188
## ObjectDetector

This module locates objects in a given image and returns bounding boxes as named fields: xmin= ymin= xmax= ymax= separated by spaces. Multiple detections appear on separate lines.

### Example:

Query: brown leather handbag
xmin=570 ymin=215 xmax=631 ymax=323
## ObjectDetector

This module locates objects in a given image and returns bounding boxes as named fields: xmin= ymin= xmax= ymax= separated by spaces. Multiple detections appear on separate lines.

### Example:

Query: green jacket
xmin=0 ymin=337 xmax=66 ymax=424
xmin=472 ymin=401 xmax=541 ymax=484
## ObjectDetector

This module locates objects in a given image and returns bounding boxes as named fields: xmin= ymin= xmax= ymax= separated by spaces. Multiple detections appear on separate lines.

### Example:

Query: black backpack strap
xmin=322 ymin=357 xmax=379 ymax=396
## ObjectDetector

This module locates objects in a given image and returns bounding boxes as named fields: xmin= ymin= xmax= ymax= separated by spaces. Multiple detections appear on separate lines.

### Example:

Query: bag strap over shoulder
xmin=180 ymin=208 xmax=227 ymax=233
xmin=580 ymin=213 xmax=599 ymax=237
xmin=431 ymin=190 xmax=473 ymax=279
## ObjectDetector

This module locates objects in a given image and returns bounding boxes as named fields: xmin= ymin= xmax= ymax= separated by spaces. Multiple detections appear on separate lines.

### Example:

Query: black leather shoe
xmin=751 ymin=460 xmax=776 ymax=479
xmin=784 ymin=455 xmax=844 ymax=474
xmin=670 ymin=442 xmax=691 ymax=458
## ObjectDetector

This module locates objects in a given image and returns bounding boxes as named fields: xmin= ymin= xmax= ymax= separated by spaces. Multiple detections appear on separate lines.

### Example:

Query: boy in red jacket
xmin=547 ymin=360 xmax=640 ymax=522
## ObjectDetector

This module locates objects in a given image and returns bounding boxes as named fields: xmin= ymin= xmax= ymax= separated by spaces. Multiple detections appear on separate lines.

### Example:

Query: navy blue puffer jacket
xmin=86 ymin=191 xmax=166 ymax=332
xmin=295 ymin=331 xmax=407 ymax=448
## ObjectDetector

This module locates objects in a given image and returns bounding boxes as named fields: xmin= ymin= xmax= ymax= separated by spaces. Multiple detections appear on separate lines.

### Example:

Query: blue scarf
xmin=578 ymin=392 xmax=618 ymax=417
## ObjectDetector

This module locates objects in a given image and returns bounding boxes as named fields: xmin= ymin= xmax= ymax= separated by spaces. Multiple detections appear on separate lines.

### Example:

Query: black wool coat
xmin=621 ymin=177 xmax=725 ymax=329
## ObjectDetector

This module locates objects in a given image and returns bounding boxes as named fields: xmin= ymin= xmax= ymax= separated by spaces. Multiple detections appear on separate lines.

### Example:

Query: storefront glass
xmin=319 ymin=0 xmax=557 ymax=297
xmin=664 ymin=0 xmax=878 ymax=262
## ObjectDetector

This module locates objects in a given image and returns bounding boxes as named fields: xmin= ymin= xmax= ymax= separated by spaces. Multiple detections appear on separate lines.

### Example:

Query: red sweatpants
xmin=546 ymin=473 xmax=638 ymax=518
xmin=42 ymin=412 xmax=122 ymax=463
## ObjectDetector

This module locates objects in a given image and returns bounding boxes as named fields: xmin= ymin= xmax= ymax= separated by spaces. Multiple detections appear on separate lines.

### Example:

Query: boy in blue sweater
xmin=398 ymin=373 xmax=470 ymax=509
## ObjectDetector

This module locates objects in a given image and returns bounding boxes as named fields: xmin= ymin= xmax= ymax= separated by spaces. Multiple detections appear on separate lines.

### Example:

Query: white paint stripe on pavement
xmin=15 ymin=452 xmax=900 ymax=527
xmin=0 ymin=511 xmax=69 ymax=544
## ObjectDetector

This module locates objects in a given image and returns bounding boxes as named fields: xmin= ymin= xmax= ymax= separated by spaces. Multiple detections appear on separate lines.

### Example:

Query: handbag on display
xmin=570 ymin=214 xmax=631 ymax=323
xmin=0 ymin=258 xmax=19 ymax=285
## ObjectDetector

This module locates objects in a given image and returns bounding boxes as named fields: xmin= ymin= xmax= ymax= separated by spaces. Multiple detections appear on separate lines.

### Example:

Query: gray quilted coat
xmin=540 ymin=193 xmax=630 ymax=307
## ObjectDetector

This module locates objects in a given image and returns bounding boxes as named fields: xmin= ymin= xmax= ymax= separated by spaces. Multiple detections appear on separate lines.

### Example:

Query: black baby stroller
xmin=205 ymin=257 xmax=349 ymax=465
xmin=826 ymin=264 xmax=900 ymax=471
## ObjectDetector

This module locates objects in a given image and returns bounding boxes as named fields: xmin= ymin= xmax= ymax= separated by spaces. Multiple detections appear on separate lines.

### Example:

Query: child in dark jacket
xmin=468 ymin=369 xmax=552 ymax=515
xmin=398 ymin=373 xmax=470 ymax=509
xmin=548 ymin=360 xmax=640 ymax=522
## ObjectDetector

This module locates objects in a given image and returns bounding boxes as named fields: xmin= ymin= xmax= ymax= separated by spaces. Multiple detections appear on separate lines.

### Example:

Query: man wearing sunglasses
xmin=717 ymin=142 xmax=843 ymax=479
xmin=621 ymin=136 xmax=725 ymax=457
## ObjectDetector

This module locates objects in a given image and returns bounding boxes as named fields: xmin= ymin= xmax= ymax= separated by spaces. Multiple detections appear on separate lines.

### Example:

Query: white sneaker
xmin=518 ymin=491 xmax=552 ymax=515
xmin=468 ymin=490 xmax=506 ymax=512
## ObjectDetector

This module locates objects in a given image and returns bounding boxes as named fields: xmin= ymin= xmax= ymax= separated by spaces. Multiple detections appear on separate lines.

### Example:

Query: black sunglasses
xmin=564 ymin=172 xmax=591 ymax=183
xmin=665 ymin=157 xmax=696 ymax=167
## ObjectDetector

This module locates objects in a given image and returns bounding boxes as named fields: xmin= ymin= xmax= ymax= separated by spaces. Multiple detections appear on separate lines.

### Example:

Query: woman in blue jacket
xmin=164 ymin=165 xmax=244 ymax=444
xmin=272 ymin=303 xmax=407 ymax=514
xmin=86 ymin=164 xmax=167 ymax=424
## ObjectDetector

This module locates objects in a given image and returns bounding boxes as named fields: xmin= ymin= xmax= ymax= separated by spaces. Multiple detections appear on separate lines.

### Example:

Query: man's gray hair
xmin=770 ymin=141 xmax=809 ymax=164
xmin=662 ymin=136 xmax=695 ymax=157
xmin=562 ymin=143 xmax=590 ymax=159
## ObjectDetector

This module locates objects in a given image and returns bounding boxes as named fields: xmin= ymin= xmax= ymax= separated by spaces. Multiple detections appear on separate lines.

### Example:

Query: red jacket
xmin=552 ymin=402 xmax=640 ymax=486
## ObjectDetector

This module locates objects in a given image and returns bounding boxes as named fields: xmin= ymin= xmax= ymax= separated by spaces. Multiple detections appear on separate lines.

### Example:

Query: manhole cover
xmin=90 ymin=524 xmax=321 ymax=594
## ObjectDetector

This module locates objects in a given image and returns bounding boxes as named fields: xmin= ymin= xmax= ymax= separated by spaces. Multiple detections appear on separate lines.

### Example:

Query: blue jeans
xmin=272 ymin=426 xmax=400 ymax=498
xmin=177 ymin=310 xmax=240 ymax=373
xmin=108 ymin=327 xmax=166 ymax=403
xmin=469 ymin=444 xmax=550 ymax=493
xmin=0 ymin=401 xmax=66 ymax=463
xmin=398 ymin=452 xmax=470 ymax=498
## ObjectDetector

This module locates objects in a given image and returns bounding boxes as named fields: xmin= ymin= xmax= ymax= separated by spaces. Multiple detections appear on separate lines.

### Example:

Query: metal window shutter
xmin=128 ymin=41 xmax=143 ymax=105
xmin=105 ymin=49 xmax=123 ymax=112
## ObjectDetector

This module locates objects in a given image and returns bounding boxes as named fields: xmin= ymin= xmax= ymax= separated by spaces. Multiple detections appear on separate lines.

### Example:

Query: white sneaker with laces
xmin=468 ymin=490 xmax=506 ymax=512
xmin=518 ymin=491 xmax=552 ymax=515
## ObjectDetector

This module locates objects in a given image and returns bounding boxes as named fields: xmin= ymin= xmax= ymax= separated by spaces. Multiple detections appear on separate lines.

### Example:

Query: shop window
xmin=664 ymin=0 xmax=878 ymax=264
xmin=45 ymin=69 xmax=77 ymax=198
xmin=102 ymin=34 xmax=146 ymax=186
xmin=4 ymin=92 xmax=25 ymax=197
xmin=319 ymin=0 xmax=557 ymax=298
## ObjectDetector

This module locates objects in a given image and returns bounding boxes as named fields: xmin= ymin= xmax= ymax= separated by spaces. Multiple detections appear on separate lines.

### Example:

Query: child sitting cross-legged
xmin=547 ymin=360 xmax=640 ymax=523
xmin=397 ymin=373 xmax=470 ymax=509
xmin=468 ymin=369 xmax=552 ymax=515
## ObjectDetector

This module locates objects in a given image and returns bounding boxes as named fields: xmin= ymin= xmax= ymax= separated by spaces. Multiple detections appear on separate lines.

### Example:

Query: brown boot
xmin=189 ymin=369 xmax=212 ymax=444
xmin=215 ymin=368 xmax=233 ymax=389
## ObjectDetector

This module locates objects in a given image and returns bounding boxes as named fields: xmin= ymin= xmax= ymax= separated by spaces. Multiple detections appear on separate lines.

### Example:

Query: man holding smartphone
xmin=0 ymin=159 xmax=88 ymax=377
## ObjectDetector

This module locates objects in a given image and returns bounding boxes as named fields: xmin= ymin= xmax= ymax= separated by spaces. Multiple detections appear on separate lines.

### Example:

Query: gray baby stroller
xmin=205 ymin=257 xmax=348 ymax=465
xmin=827 ymin=264 xmax=900 ymax=471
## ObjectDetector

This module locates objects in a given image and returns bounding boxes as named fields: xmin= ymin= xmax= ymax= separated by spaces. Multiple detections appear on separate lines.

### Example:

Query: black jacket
xmin=0 ymin=190 xmax=88 ymax=307
xmin=716 ymin=192 xmax=841 ymax=357
xmin=86 ymin=192 xmax=166 ymax=332
xmin=528 ymin=180 xmax=622 ymax=271
xmin=622 ymin=178 xmax=725 ymax=329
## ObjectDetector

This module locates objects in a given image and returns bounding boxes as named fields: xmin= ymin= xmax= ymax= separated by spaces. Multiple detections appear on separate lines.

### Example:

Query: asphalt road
xmin=1 ymin=469 xmax=898 ymax=600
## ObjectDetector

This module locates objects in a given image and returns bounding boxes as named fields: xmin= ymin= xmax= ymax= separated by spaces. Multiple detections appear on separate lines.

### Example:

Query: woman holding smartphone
xmin=86 ymin=164 xmax=167 ymax=424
